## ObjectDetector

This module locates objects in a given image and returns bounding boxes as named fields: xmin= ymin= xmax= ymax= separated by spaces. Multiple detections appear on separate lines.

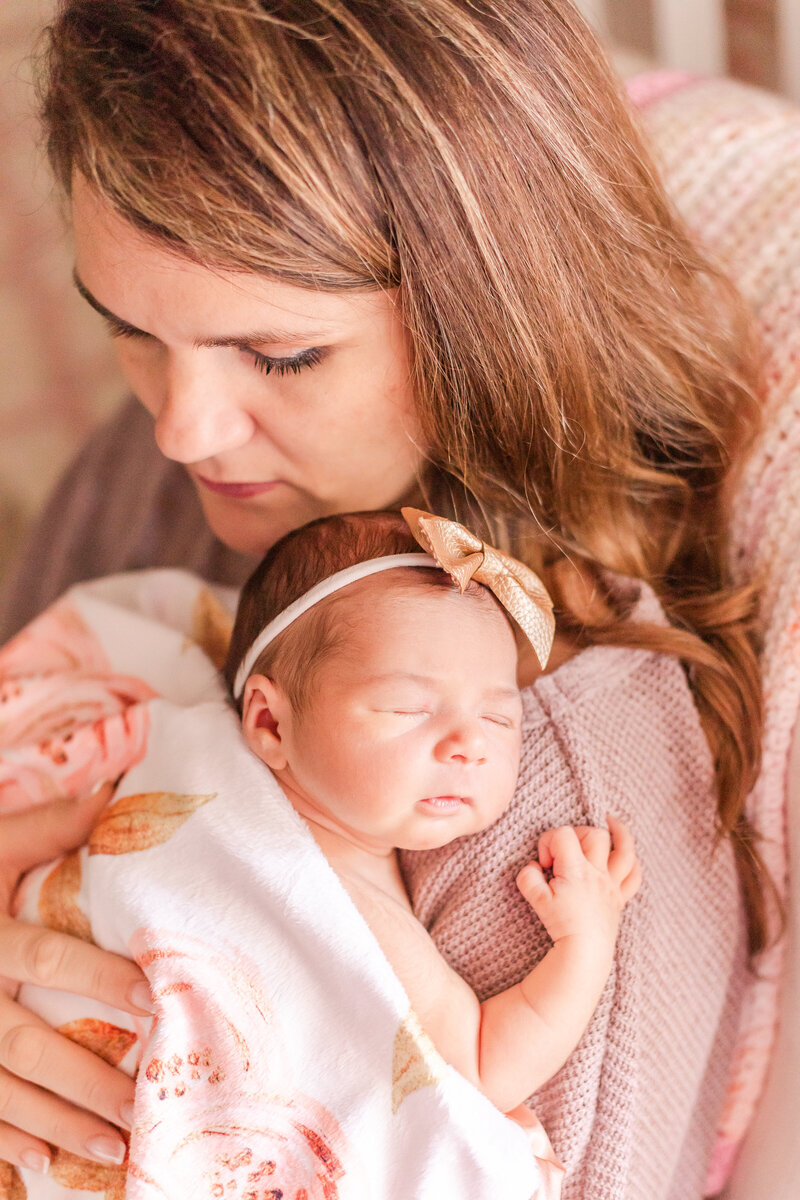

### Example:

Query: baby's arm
xmin=476 ymin=816 xmax=640 ymax=1111
xmin=406 ymin=815 xmax=640 ymax=1114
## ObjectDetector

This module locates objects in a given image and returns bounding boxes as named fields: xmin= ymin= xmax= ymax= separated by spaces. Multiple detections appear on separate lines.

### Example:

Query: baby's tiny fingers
xmin=606 ymin=815 xmax=637 ymax=882
xmin=537 ymin=826 xmax=585 ymax=875
xmin=573 ymin=826 xmax=611 ymax=870
xmin=516 ymin=862 xmax=549 ymax=908
xmin=620 ymin=858 xmax=643 ymax=903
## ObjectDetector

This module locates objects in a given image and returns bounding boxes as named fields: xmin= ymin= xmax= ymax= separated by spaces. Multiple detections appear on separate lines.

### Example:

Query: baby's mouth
xmin=417 ymin=796 xmax=470 ymax=813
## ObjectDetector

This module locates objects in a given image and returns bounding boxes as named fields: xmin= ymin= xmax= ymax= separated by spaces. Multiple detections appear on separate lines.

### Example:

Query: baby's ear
xmin=241 ymin=674 xmax=289 ymax=769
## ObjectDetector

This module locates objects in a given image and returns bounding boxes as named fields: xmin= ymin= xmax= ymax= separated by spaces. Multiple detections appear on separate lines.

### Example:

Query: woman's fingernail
xmin=89 ymin=779 xmax=108 ymax=795
xmin=84 ymin=1136 xmax=126 ymax=1165
xmin=120 ymin=1099 xmax=135 ymax=1129
xmin=19 ymin=1150 xmax=50 ymax=1174
xmin=128 ymin=980 xmax=154 ymax=1013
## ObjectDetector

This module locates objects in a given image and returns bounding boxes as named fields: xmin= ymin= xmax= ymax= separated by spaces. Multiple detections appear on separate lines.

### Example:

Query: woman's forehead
xmin=70 ymin=173 xmax=394 ymax=347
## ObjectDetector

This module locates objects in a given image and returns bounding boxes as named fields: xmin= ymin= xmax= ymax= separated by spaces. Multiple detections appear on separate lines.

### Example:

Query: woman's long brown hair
xmin=40 ymin=0 xmax=770 ymax=951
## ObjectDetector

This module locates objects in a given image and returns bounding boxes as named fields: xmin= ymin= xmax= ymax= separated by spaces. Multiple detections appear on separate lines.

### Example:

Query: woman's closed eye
xmin=101 ymin=312 xmax=326 ymax=381
xmin=248 ymin=346 xmax=325 ymax=377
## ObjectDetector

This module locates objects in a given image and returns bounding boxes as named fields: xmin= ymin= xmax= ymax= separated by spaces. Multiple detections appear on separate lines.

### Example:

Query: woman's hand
xmin=0 ymin=787 xmax=153 ymax=1175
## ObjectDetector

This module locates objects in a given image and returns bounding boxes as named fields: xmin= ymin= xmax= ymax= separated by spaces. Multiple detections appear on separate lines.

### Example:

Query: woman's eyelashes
xmin=248 ymin=346 xmax=325 ymax=377
xmin=102 ymin=318 xmax=326 ymax=379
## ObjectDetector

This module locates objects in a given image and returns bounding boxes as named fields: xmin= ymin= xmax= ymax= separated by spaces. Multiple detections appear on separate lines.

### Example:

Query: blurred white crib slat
xmin=652 ymin=0 xmax=726 ymax=74
xmin=573 ymin=0 xmax=726 ymax=75
xmin=778 ymin=0 xmax=800 ymax=102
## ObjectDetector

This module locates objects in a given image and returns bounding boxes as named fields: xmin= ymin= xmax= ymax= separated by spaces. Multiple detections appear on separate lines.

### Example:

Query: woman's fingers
xmin=0 ymin=919 xmax=151 ymax=1015
xmin=1 ymin=785 xmax=115 ymax=877
xmin=0 ymin=785 xmax=116 ymax=913
xmin=0 ymin=1063 xmax=128 ymax=1166
xmin=0 ymin=994 xmax=137 ymax=1131
xmin=0 ymin=1119 xmax=52 ymax=1175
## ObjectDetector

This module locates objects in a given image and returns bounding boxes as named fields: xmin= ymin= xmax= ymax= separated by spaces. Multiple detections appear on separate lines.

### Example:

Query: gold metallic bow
xmin=401 ymin=507 xmax=555 ymax=669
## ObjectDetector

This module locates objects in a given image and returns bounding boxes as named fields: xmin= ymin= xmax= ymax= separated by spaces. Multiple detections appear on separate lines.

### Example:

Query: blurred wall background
xmin=0 ymin=0 xmax=796 ymax=584
xmin=1 ymin=0 xmax=123 ymax=582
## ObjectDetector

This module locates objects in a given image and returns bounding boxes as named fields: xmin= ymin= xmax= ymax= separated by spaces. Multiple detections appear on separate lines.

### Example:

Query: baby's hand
xmin=516 ymin=815 xmax=641 ymax=953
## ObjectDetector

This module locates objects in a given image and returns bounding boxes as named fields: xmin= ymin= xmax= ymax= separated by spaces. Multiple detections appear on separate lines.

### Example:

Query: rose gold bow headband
xmin=401 ymin=508 xmax=555 ymax=672
xmin=233 ymin=509 xmax=555 ymax=698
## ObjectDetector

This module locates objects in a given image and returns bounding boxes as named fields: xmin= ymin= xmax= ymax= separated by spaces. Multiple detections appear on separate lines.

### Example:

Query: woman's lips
xmin=194 ymin=475 xmax=281 ymax=499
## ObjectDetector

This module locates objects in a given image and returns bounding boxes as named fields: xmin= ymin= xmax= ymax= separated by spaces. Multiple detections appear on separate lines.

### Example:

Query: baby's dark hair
xmin=224 ymin=510 xmax=462 ymax=711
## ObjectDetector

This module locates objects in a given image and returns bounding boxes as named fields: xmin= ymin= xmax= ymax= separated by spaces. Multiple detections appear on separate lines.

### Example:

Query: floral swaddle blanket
xmin=0 ymin=569 xmax=561 ymax=1200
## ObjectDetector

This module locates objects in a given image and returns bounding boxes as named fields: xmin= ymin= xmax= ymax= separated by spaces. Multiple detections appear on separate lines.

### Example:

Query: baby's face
xmin=251 ymin=580 xmax=523 ymax=852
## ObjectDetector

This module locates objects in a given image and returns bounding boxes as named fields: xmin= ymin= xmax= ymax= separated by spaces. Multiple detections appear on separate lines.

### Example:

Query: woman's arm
xmin=0 ymin=790 xmax=152 ymax=1174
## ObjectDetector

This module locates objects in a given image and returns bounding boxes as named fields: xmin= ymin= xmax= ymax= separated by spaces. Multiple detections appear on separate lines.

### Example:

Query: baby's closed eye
xmin=481 ymin=713 xmax=516 ymax=728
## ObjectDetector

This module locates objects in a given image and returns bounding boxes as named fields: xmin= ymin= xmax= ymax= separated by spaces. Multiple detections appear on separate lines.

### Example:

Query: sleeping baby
xmin=225 ymin=507 xmax=641 ymax=1126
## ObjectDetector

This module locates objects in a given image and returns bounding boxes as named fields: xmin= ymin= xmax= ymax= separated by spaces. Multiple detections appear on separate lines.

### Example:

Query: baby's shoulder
xmin=340 ymin=870 xmax=466 ymax=1006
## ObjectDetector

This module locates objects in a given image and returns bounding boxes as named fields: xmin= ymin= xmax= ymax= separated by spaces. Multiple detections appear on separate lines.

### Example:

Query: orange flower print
xmin=0 ymin=1160 xmax=26 ymax=1199
xmin=29 ymin=1022 xmax=140 ymax=1197
xmin=57 ymin=1018 xmax=139 ymax=1068
xmin=48 ymin=1146 xmax=127 ymax=1198
xmin=38 ymin=851 xmax=93 ymax=941
xmin=0 ymin=597 xmax=157 ymax=812
xmin=189 ymin=588 xmax=234 ymax=671
xmin=391 ymin=1009 xmax=447 ymax=1114
xmin=88 ymin=792 xmax=216 ymax=856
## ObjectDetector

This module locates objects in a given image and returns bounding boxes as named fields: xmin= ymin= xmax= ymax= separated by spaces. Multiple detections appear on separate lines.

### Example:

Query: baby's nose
xmin=436 ymin=722 xmax=487 ymax=765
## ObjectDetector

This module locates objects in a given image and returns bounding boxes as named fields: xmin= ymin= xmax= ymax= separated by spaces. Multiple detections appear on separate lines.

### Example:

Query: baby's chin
xmin=397 ymin=822 xmax=495 ymax=854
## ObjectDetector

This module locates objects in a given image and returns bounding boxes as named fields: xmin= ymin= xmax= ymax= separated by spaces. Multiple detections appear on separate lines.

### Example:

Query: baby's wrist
xmin=552 ymin=929 xmax=616 ymax=973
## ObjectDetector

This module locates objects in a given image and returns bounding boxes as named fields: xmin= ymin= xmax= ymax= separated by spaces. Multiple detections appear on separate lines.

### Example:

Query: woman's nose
xmin=434 ymin=720 xmax=487 ymax=765
xmin=152 ymin=351 xmax=256 ymax=464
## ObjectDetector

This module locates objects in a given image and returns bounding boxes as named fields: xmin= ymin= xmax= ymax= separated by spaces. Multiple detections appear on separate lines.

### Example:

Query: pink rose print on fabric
xmin=0 ymin=600 xmax=108 ymax=678
xmin=135 ymin=1097 xmax=348 ymax=1200
xmin=0 ymin=603 xmax=155 ymax=812
xmin=127 ymin=929 xmax=362 ymax=1199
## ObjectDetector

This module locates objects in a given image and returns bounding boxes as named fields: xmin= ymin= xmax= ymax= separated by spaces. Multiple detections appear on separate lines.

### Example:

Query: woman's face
xmin=71 ymin=176 xmax=423 ymax=557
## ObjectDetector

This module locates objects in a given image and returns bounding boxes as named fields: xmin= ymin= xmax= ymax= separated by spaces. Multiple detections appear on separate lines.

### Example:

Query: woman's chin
xmin=196 ymin=490 xmax=313 ymax=559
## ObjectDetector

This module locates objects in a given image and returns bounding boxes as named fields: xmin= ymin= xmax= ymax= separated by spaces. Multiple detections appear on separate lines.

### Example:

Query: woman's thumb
xmin=1 ymin=781 xmax=114 ymax=879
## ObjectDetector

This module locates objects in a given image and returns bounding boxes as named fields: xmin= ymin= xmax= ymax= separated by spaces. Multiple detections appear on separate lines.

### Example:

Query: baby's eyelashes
xmin=481 ymin=713 xmax=517 ymax=728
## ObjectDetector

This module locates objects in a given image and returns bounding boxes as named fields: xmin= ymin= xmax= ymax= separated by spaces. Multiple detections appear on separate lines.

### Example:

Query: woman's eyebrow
xmin=73 ymin=272 xmax=147 ymax=338
xmin=72 ymin=271 xmax=332 ymax=348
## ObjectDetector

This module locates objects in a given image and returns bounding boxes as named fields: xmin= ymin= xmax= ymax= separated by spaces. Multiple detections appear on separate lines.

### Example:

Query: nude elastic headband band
xmin=233 ymin=507 xmax=556 ymax=700
xmin=232 ymin=553 xmax=437 ymax=698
